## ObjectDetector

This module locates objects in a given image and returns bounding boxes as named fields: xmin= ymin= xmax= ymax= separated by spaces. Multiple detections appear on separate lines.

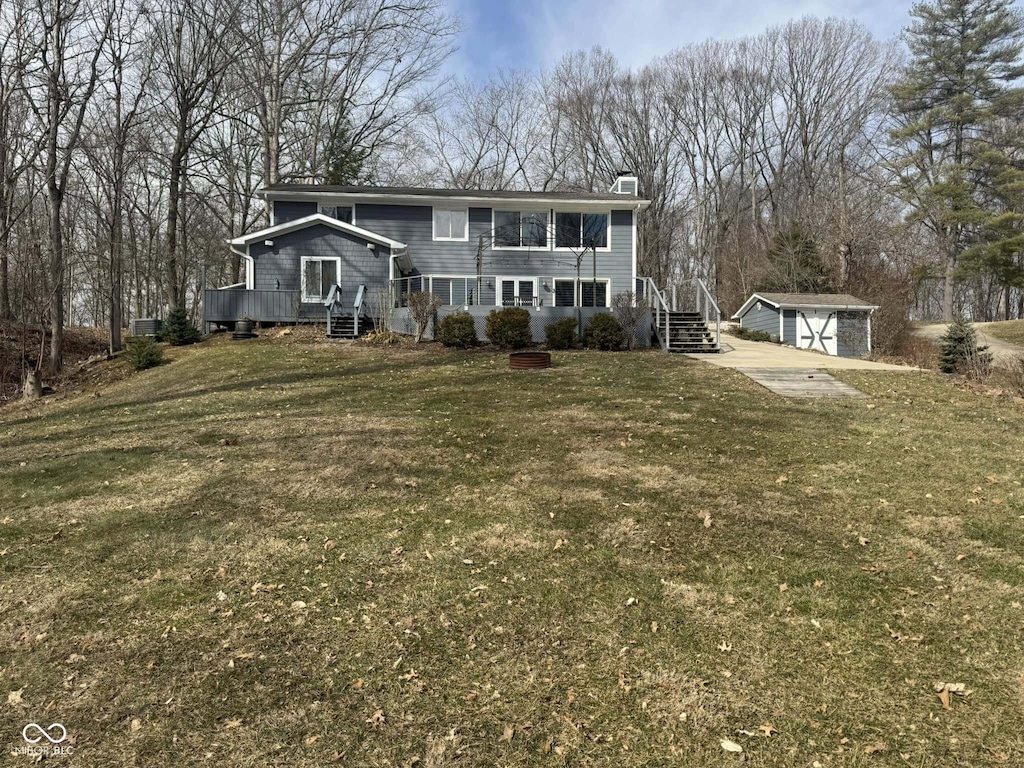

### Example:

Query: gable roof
xmin=259 ymin=183 xmax=651 ymax=209
xmin=227 ymin=213 xmax=407 ymax=251
xmin=732 ymin=292 xmax=878 ymax=318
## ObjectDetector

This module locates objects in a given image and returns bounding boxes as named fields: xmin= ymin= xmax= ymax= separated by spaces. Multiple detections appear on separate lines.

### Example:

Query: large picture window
xmin=555 ymin=212 xmax=608 ymax=249
xmin=493 ymin=210 xmax=548 ymax=248
xmin=301 ymin=257 xmax=339 ymax=302
xmin=433 ymin=207 xmax=468 ymax=241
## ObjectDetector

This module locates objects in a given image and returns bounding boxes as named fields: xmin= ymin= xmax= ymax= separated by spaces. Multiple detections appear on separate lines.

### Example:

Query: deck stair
xmin=662 ymin=311 xmax=718 ymax=353
xmin=327 ymin=314 xmax=373 ymax=339
xmin=645 ymin=277 xmax=722 ymax=353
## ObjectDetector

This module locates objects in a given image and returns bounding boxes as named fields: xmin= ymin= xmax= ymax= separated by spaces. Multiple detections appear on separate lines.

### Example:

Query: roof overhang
xmin=732 ymin=293 xmax=878 ymax=319
xmin=259 ymin=188 xmax=652 ymax=211
xmin=226 ymin=213 xmax=408 ymax=251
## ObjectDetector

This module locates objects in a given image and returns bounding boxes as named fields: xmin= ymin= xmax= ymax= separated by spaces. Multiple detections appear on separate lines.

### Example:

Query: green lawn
xmin=1 ymin=338 xmax=1023 ymax=766
xmin=985 ymin=319 xmax=1024 ymax=347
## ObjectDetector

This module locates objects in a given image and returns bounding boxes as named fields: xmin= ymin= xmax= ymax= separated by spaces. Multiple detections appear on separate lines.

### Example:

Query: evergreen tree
xmin=890 ymin=0 xmax=1024 ymax=321
xmin=323 ymin=118 xmax=369 ymax=186
xmin=763 ymin=224 xmax=834 ymax=293
xmin=939 ymin=316 xmax=992 ymax=372
xmin=162 ymin=305 xmax=201 ymax=346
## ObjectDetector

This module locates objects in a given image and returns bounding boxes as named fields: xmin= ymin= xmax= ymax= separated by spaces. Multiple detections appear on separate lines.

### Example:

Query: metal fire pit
xmin=509 ymin=351 xmax=551 ymax=370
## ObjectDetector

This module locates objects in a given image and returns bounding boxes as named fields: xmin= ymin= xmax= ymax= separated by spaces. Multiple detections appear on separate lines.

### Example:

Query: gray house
xmin=204 ymin=175 xmax=721 ymax=351
xmin=732 ymin=292 xmax=878 ymax=357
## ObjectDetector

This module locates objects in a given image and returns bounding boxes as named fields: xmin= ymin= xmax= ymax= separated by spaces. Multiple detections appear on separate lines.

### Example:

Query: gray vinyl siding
xmin=837 ymin=311 xmax=870 ymax=357
xmin=249 ymin=224 xmax=389 ymax=310
xmin=739 ymin=303 xmax=780 ymax=338
xmin=782 ymin=309 xmax=797 ymax=345
xmin=273 ymin=200 xmax=317 ymax=223
xmin=354 ymin=203 xmax=635 ymax=305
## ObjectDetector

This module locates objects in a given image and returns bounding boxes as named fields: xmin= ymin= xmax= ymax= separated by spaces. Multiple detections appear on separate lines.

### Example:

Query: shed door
xmin=797 ymin=311 xmax=837 ymax=355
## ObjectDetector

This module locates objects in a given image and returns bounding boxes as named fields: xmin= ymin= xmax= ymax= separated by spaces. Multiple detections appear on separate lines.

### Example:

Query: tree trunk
xmin=166 ymin=134 xmax=186 ymax=310
xmin=942 ymin=243 xmax=955 ymax=322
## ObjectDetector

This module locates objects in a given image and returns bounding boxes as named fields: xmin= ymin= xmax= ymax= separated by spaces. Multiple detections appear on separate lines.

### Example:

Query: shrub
xmin=729 ymin=325 xmax=775 ymax=343
xmin=939 ymin=317 xmax=991 ymax=375
xmin=163 ymin=306 xmax=201 ymax=346
xmin=407 ymin=291 xmax=440 ymax=343
xmin=1002 ymin=354 xmax=1024 ymax=396
xmin=583 ymin=312 xmax=625 ymax=351
xmin=611 ymin=291 xmax=649 ymax=350
xmin=485 ymin=307 xmax=532 ymax=349
xmin=436 ymin=312 xmax=477 ymax=348
xmin=123 ymin=336 xmax=164 ymax=370
xmin=545 ymin=317 xmax=578 ymax=349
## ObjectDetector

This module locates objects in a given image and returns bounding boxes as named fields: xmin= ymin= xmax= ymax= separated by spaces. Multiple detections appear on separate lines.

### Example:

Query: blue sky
xmin=444 ymin=0 xmax=914 ymax=78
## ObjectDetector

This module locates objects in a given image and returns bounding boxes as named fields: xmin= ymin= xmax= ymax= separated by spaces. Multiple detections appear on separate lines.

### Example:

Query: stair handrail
xmin=693 ymin=277 xmax=721 ymax=350
xmin=353 ymin=284 xmax=366 ymax=336
xmin=644 ymin=277 xmax=671 ymax=351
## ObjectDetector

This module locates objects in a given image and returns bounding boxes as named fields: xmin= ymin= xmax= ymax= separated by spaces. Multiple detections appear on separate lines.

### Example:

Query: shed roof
xmin=732 ymin=292 xmax=878 ymax=318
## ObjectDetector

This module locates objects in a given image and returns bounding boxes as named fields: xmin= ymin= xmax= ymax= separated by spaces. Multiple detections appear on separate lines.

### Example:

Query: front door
xmin=797 ymin=310 xmax=837 ymax=355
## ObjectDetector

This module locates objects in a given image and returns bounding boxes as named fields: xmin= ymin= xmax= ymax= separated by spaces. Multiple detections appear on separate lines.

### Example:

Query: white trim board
xmin=732 ymin=292 xmax=878 ymax=319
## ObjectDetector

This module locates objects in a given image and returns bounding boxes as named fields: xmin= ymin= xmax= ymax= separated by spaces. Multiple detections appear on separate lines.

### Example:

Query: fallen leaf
xmin=758 ymin=723 xmax=777 ymax=737
xmin=721 ymin=739 xmax=743 ymax=753
xmin=291 ymin=600 xmax=307 ymax=610
xmin=367 ymin=709 xmax=385 ymax=729
xmin=501 ymin=724 xmax=514 ymax=742
xmin=864 ymin=742 xmax=886 ymax=754
xmin=776 ymin=475 xmax=788 ymax=485
xmin=7 ymin=688 xmax=24 ymax=706
xmin=937 ymin=688 xmax=951 ymax=710
xmin=778 ymin=583 xmax=788 ymax=593
xmin=130 ymin=718 xmax=142 ymax=733
xmin=224 ymin=719 xmax=243 ymax=729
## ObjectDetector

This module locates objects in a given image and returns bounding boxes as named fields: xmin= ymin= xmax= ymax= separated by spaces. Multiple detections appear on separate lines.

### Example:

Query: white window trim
xmin=490 ymin=208 xmax=551 ymax=251
xmin=300 ymin=256 xmax=341 ymax=303
xmin=432 ymin=206 xmax=469 ymax=242
xmin=495 ymin=276 xmax=540 ymax=307
xmin=552 ymin=209 xmax=612 ymax=253
xmin=425 ymin=275 xmax=475 ymax=306
xmin=557 ymin=278 xmax=610 ymax=309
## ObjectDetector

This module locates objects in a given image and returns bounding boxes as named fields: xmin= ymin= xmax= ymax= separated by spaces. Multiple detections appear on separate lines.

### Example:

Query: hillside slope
xmin=1 ymin=339 xmax=1023 ymax=766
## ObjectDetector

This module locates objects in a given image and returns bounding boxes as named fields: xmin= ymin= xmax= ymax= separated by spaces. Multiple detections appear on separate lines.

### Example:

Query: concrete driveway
xmin=687 ymin=332 xmax=914 ymax=371
xmin=914 ymin=322 xmax=1024 ymax=364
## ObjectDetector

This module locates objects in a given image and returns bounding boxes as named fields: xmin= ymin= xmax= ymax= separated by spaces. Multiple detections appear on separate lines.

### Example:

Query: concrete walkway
xmin=687 ymin=333 xmax=914 ymax=371
xmin=914 ymin=322 xmax=1024 ymax=364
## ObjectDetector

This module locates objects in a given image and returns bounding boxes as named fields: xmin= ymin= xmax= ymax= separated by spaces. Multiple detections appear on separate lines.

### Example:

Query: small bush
xmin=583 ymin=312 xmax=625 ymax=351
xmin=545 ymin=317 xmax=578 ymax=349
xmin=1001 ymin=354 xmax=1024 ymax=396
xmin=123 ymin=336 xmax=164 ymax=370
xmin=437 ymin=312 xmax=477 ymax=348
xmin=163 ymin=306 xmax=201 ymax=346
xmin=730 ymin=325 xmax=775 ymax=343
xmin=939 ymin=318 xmax=991 ymax=375
xmin=485 ymin=307 xmax=532 ymax=349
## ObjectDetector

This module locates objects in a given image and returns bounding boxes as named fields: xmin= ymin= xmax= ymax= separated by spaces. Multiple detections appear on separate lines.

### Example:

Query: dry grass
xmin=1 ymin=338 xmax=1023 ymax=766
xmin=985 ymin=319 xmax=1024 ymax=346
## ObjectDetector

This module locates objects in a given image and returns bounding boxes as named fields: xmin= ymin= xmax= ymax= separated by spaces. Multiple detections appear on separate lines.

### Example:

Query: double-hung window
xmin=301 ymin=257 xmax=340 ymax=302
xmin=555 ymin=211 xmax=608 ymax=249
xmin=433 ymin=207 xmax=468 ymax=241
xmin=493 ymin=210 xmax=548 ymax=248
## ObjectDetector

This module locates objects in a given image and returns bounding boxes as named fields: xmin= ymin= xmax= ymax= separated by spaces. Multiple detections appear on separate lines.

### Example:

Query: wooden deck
xmin=203 ymin=289 xmax=324 ymax=324
xmin=735 ymin=368 xmax=868 ymax=398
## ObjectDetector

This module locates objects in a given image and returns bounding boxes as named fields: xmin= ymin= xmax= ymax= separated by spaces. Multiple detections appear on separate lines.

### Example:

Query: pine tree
xmin=162 ymin=305 xmax=201 ymax=346
xmin=890 ymin=0 xmax=1024 ymax=320
xmin=938 ymin=316 xmax=992 ymax=372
